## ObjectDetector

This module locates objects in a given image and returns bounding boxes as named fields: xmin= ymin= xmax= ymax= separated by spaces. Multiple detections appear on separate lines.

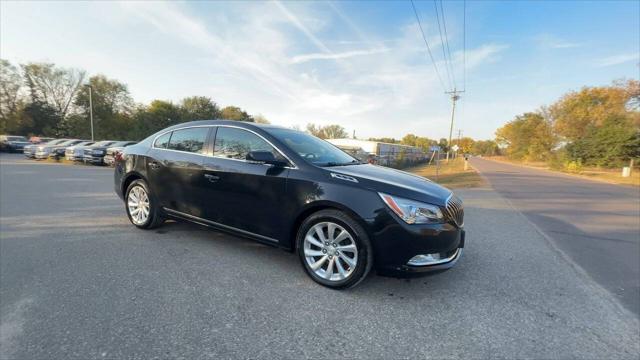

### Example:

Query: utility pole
xmin=85 ymin=85 xmax=94 ymax=141
xmin=456 ymin=129 xmax=462 ymax=159
xmin=445 ymin=88 xmax=463 ymax=162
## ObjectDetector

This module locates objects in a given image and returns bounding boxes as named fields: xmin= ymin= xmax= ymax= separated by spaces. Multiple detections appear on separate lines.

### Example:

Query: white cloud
xmin=595 ymin=53 xmax=639 ymax=67
xmin=290 ymin=48 xmax=390 ymax=64
xmin=535 ymin=34 xmax=582 ymax=49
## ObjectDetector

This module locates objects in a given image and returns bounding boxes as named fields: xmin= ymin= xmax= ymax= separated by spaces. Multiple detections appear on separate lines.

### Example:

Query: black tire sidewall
xmin=125 ymin=179 xmax=157 ymax=229
xmin=297 ymin=210 xmax=372 ymax=289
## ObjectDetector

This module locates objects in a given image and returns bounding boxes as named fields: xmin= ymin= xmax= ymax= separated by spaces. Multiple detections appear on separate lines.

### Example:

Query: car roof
xmin=164 ymin=120 xmax=288 ymax=131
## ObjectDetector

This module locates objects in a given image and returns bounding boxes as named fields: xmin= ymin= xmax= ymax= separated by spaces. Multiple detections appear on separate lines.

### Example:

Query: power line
xmin=432 ymin=0 xmax=454 ymax=90
xmin=410 ymin=0 xmax=448 ymax=93
xmin=463 ymin=0 xmax=466 ymax=92
xmin=438 ymin=0 xmax=457 ymax=89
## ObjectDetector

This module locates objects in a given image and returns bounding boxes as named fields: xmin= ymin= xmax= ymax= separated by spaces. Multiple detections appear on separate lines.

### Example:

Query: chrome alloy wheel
xmin=127 ymin=185 xmax=150 ymax=225
xmin=303 ymin=222 xmax=358 ymax=281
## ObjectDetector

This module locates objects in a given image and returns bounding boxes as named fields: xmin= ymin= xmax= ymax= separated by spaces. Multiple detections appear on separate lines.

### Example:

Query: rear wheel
xmin=125 ymin=179 xmax=164 ymax=229
xmin=297 ymin=210 xmax=372 ymax=289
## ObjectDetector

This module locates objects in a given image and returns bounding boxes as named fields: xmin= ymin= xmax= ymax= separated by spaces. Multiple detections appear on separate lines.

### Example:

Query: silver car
xmin=34 ymin=139 xmax=81 ymax=159
xmin=24 ymin=139 xmax=64 ymax=158
xmin=65 ymin=141 xmax=96 ymax=161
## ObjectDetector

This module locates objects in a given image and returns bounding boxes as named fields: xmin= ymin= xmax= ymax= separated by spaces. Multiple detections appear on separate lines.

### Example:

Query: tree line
xmin=0 ymin=59 xmax=268 ymax=141
xmin=495 ymin=80 xmax=639 ymax=168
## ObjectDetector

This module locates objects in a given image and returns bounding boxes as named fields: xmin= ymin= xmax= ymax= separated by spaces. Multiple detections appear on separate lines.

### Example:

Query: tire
xmin=296 ymin=209 xmax=373 ymax=289
xmin=125 ymin=179 xmax=164 ymax=229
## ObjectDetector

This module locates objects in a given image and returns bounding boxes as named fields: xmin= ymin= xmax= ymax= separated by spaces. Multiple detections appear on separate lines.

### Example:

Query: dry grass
xmin=406 ymin=158 xmax=485 ymax=189
xmin=488 ymin=156 xmax=640 ymax=187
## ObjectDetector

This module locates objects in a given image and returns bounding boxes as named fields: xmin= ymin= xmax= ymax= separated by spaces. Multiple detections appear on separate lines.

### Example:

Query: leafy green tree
xmin=221 ymin=106 xmax=253 ymax=122
xmin=471 ymin=140 xmax=500 ymax=156
xmin=0 ymin=59 xmax=24 ymax=133
xmin=73 ymin=75 xmax=134 ymax=139
xmin=401 ymin=134 xmax=418 ymax=146
xmin=438 ymin=138 xmax=449 ymax=153
xmin=22 ymin=62 xmax=85 ymax=120
xmin=18 ymin=101 xmax=62 ymax=137
xmin=306 ymin=123 xmax=348 ymax=139
xmin=495 ymin=112 xmax=555 ymax=161
xmin=180 ymin=96 xmax=220 ymax=121
xmin=253 ymin=114 xmax=271 ymax=124
xmin=565 ymin=116 xmax=639 ymax=167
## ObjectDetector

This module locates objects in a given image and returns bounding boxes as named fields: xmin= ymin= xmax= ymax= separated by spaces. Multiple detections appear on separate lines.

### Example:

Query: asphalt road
xmin=471 ymin=157 xmax=640 ymax=317
xmin=1 ymin=153 xmax=638 ymax=359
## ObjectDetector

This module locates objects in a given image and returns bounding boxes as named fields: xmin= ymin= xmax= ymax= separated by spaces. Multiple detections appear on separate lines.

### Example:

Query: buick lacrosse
xmin=114 ymin=120 xmax=465 ymax=288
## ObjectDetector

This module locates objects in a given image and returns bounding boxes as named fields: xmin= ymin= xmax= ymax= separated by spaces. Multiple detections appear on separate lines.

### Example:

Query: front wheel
xmin=125 ymin=179 xmax=164 ymax=229
xmin=297 ymin=210 xmax=373 ymax=289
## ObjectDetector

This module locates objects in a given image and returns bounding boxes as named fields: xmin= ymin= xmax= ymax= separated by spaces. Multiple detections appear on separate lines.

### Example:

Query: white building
xmin=327 ymin=138 xmax=426 ymax=166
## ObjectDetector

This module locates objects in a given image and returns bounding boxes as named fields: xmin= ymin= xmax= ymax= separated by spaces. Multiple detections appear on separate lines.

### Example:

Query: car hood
xmin=7 ymin=141 xmax=30 ymax=145
xmin=327 ymin=164 xmax=452 ymax=206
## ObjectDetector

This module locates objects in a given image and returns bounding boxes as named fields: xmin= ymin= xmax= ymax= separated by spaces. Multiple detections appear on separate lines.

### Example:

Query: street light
xmin=84 ymin=84 xmax=94 ymax=141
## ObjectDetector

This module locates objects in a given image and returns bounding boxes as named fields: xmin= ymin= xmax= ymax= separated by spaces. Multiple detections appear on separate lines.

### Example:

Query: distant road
xmin=471 ymin=157 xmax=640 ymax=316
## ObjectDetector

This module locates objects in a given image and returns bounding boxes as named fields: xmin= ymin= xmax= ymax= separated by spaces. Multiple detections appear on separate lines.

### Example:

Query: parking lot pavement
xmin=1 ymin=153 xmax=639 ymax=359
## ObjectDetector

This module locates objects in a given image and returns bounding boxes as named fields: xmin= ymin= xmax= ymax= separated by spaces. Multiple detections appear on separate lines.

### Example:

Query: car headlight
xmin=378 ymin=193 xmax=443 ymax=224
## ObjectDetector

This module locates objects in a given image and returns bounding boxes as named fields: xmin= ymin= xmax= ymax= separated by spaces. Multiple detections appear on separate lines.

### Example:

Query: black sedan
xmin=82 ymin=141 xmax=116 ymax=164
xmin=114 ymin=120 xmax=464 ymax=288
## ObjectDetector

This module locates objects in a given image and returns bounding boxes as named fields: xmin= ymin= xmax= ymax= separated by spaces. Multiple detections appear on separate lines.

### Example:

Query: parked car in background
xmin=29 ymin=136 xmax=54 ymax=144
xmin=0 ymin=135 xmax=31 ymax=152
xmin=103 ymin=141 xmax=137 ymax=166
xmin=83 ymin=141 xmax=116 ymax=164
xmin=50 ymin=140 xmax=92 ymax=160
xmin=24 ymin=139 xmax=64 ymax=158
xmin=115 ymin=120 xmax=465 ymax=289
xmin=34 ymin=139 xmax=81 ymax=159
xmin=65 ymin=141 xmax=96 ymax=161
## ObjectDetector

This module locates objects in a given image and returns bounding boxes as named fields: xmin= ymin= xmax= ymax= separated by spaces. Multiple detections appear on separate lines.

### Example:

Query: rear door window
xmin=213 ymin=127 xmax=278 ymax=160
xmin=167 ymin=127 xmax=209 ymax=154
xmin=154 ymin=132 xmax=171 ymax=149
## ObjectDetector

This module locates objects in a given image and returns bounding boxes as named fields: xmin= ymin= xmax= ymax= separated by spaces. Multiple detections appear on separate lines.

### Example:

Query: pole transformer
xmin=445 ymin=89 xmax=463 ymax=162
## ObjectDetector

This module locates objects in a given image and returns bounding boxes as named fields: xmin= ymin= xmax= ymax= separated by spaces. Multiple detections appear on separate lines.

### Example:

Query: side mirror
xmin=246 ymin=151 xmax=288 ymax=167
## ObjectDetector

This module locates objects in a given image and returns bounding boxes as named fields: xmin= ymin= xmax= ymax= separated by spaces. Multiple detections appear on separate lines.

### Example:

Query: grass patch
xmin=488 ymin=156 xmax=640 ymax=187
xmin=406 ymin=158 xmax=485 ymax=189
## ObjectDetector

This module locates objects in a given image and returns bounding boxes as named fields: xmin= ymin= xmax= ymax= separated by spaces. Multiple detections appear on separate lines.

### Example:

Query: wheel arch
xmin=121 ymin=171 xmax=147 ymax=198
xmin=286 ymin=201 xmax=372 ymax=252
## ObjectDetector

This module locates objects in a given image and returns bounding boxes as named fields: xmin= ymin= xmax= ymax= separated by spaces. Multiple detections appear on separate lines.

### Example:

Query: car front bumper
xmin=34 ymin=151 xmax=50 ymax=159
xmin=366 ymin=209 xmax=465 ymax=276
xmin=66 ymin=154 xmax=83 ymax=161
xmin=83 ymin=155 xmax=105 ymax=164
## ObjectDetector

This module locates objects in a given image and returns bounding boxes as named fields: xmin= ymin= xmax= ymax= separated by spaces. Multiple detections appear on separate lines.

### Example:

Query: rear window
xmin=7 ymin=136 xmax=27 ymax=142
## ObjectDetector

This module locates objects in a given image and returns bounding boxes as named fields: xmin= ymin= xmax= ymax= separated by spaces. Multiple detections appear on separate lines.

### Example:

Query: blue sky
xmin=1 ymin=1 xmax=638 ymax=140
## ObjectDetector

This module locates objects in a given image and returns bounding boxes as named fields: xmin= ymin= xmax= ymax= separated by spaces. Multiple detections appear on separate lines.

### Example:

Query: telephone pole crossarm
xmin=445 ymin=89 xmax=464 ymax=162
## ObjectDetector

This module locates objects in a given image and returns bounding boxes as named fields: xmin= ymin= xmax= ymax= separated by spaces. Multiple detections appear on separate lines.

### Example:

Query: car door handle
xmin=204 ymin=174 xmax=220 ymax=183
xmin=149 ymin=161 xmax=160 ymax=170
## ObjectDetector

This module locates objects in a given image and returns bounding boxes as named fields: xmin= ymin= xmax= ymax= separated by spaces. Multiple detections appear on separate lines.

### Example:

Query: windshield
xmin=44 ymin=139 xmax=65 ymax=146
xmin=54 ymin=140 xmax=78 ymax=147
xmin=268 ymin=128 xmax=359 ymax=166
xmin=7 ymin=136 xmax=27 ymax=142
xmin=94 ymin=141 xmax=115 ymax=147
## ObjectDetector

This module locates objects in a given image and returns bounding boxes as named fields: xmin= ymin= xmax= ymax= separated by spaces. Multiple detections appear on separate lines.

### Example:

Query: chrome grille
xmin=444 ymin=195 xmax=464 ymax=227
